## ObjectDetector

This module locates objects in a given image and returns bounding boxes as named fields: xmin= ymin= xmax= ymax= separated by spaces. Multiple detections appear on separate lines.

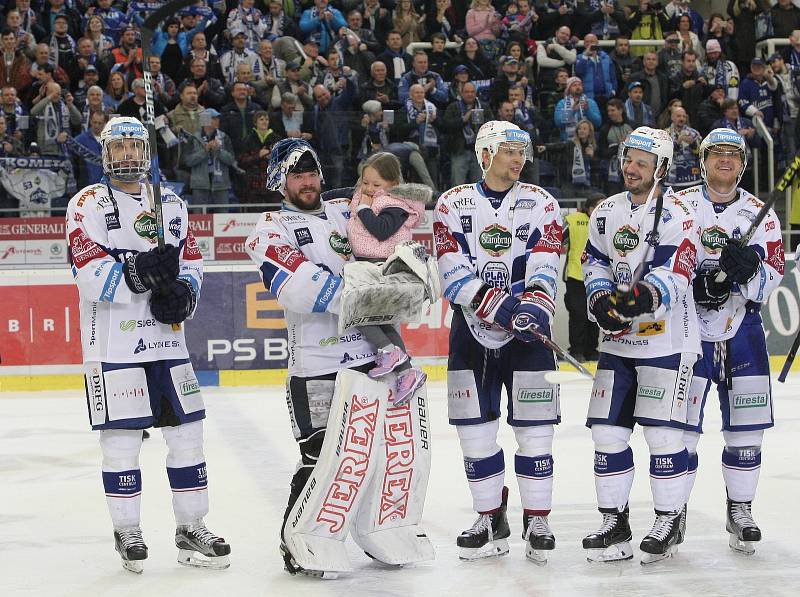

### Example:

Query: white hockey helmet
xmin=619 ymin=126 xmax=673 ymax=183
xmin=100 ymin=116 xmax=150 ymax=182
xmin=699 ymin=127 xmax=748 ymax=186
xmin=474 ymin=120 xmax=533 ymax=175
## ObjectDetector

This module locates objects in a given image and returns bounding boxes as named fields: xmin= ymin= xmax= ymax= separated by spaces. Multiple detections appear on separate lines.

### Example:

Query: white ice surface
xmin=2 ymin=379 xmax=799 ymax=597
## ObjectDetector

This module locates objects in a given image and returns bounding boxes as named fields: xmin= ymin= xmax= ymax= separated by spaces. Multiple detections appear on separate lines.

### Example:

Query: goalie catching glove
xmin=123 ymin=244 xmax=180 ymax=293
xmin=150 ymin=278 xmax=196 ymax=325
xmin=473 ymin=286 xmax=555 ymax=342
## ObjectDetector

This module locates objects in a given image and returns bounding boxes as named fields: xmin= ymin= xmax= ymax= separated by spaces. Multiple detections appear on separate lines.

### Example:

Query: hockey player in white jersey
xmin=434 ymin=121 xmax=563 ymax=564
xmin=246 ymin=138 xmax=434 ymax=578
xmin=66 ymin=117 xmax=230 ymax=573
xmin=679 ymin=128 xmax=783 ymax=555
xmin=582 ymin=126 xmax=701 ymax=564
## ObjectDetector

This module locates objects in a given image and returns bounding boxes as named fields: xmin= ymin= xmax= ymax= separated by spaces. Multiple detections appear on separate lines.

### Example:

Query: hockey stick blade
xmin=544 ymin=371 xmax=591 ymax=384
xmin=142 ymin=0 xmax=196 ymax=31
xmin=778 ymin=329 xmax=800 ymax=383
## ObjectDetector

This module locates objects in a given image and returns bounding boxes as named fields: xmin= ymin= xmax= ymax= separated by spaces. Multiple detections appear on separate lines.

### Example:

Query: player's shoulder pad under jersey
xmin=674 ymin=184 xmax=703 ymax=209
xmin=594 ymin=192 xmax=624 ymax=214
xmin=438 ymin=183 xmax=478 ymax=209
xmin=736 ymin=187 xmax=763 ymax=209
xmin=664 ymin=187 xmax=694 ymax=217
xmin=70 ymin=183 xmax=106 ymax=210
xmin=512 ymin=182 xmax=558 ymax=207
xmin=160 ymin=188 xmax=183 ymax=205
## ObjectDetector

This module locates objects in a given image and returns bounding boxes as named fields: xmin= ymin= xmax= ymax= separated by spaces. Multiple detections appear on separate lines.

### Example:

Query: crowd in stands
xmin=1 ymin=0 xmax=800 ymax=215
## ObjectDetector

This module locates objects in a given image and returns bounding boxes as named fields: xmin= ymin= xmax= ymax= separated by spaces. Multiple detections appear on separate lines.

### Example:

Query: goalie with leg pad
xmin=246 ymin=139 xmax=434 ymax=578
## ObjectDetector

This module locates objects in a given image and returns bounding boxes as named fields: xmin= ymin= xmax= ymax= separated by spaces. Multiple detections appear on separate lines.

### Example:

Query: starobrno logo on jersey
xmin=329 ymin=231 xmax=352 ymax=258
xmin=479 ymin=224 xmax=512 ymax=257
xmin=134 ymin=211 xmax=158 ymax=243
xmin=701 ymin=225 xmax=729 ymax=254
xmin=612 ymin=224 xmax=639 ymax=255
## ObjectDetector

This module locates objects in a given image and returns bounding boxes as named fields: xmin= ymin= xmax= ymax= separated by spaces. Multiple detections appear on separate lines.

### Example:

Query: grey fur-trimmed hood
xmin=387 ymin=183 xmax=433 ymax=204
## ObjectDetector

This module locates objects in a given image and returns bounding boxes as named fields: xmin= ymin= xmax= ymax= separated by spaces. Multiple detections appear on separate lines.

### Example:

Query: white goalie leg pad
xmin=338 ymin=260 xmax=428 ymax=334
xmin=282 ymin=369 xmax=390 ymax=574
xmin=350 ymin=381 xmax=435 ymax=566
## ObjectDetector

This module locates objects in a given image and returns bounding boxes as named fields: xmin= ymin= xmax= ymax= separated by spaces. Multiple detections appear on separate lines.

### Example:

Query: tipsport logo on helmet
xmin=504 ymin=129 xmax=529 ymax=143
xmin=110 ymin=123 xmax=146 ymax=136
xmin=709 ymin=131 xmax=743 ymax=145
xmin=625 ymin=135 xmax=655 ymax=151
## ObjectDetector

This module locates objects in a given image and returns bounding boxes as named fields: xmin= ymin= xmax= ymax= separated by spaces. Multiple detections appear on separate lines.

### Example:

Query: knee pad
xmin=643 ymin=425 xmax=685 ymax=455
xmin=99 ymin=429 xmax=142 ymax=471
xmin=591 ymin=424 xmax=632 ymax=454
xmin=457 ymin=420 xmax=501 ymax=459
xmin=162 ymin=420 xmax=205 ymax=466
xmin=683 ymin=430 xmax=701 ymax=455
xmin=513 ymin=424 xmax=554 ymax=456
xmin=723 ymin=429 xmax=764 ymax=448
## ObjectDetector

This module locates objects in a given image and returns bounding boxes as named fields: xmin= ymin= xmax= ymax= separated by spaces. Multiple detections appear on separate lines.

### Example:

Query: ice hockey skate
xmin=726 ymin=499 xmax=761 ymax=555
xmin=582 ymin=506 xmax=633 ymax=563
xmin=457 ymin=486 xmax=511 ymax=560
xmin=522 ymin=513 xmax=555 ymax=565
xmin=640 ymin=510 xmax=681 ymax=565
xmin=114 ymin=526 xmax=147 ymax=574
xmin=677 ymin=504 xmax=687 ymax=545
xmin=175 ymin=520 xmax=231 ymax=569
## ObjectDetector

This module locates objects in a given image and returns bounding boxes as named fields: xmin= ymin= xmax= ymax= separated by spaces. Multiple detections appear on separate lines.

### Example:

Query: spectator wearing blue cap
xmin=623 ymin=80 xmax=654 ymax=128
xmin=183 ymin=108 xmax=236 ymax=212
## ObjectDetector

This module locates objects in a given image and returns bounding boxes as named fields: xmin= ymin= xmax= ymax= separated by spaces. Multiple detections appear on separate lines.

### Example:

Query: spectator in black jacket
xmin=376 ymin=30 xmax=413 ymax=83
xmin=669 ymin=49 xmax=708 ymax=119
xmin=629 ymin=51 xmax=670 ymax=115
xmin=186 ymin=58 xmax=227 ymax=111
xmin=360 ymin=60 xmax=400 ymax=110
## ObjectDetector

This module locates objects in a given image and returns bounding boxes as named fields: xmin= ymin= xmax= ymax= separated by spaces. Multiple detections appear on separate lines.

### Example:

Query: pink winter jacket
xmin=347 ymin=184 xmax=430 ymax=259
xmin=466 ymin=8 xmax=503 ymax=41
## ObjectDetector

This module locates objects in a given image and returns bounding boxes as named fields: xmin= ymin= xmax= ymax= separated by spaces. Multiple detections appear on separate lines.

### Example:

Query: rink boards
xmin=3 ymin=260 xmax=800 ymax=392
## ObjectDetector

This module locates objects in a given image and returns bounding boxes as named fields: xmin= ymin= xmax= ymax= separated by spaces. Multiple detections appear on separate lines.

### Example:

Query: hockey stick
xmin=140 ymin=0 xmax=195 ymax=331
xmin=512 ymin=317 xmax=595 ymax=380
xmin=714 ymin=154 xmax=800 ymax=283
xmin=778 ymin=331 xmax=800 ymax=383
xmin=140 ymin=0 xmax=194 ymax=249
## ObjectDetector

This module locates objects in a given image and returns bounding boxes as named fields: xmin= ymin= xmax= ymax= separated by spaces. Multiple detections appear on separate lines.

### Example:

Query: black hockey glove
xmin=609 ymin=281 xmax=662 ymax=320
xmin=693 ymin=271 xmax=731 ymax=311
xmin=150 ymin=278 xmax=196 ymax=325
xmin=123 ymin=245 xmax=180 ymax=293
xmin=720 ymin=239 xmax=760 ymax=284
xmin=588 ymin=290 xmax=630 ymax=333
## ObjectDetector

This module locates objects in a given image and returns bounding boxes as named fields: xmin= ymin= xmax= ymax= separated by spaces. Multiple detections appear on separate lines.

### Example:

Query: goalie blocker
xmin=282 ymin=369 xmax=434 ymax=577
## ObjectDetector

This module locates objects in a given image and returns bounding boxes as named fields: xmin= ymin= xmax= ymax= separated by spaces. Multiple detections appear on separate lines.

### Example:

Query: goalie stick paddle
xmin=140 ymin=0 xmax=195 ymax=331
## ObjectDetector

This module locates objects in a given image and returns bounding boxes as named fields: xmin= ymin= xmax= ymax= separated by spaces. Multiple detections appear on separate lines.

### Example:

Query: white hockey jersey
xmin=245 ymin=200 xmax=376 ymax=377
xmin=66 ymin=182 xmax=203 ymax=363
xmin=583 ymin=188 xmax=702 ymax=358
xmin=433 ymin=182 xmax=563 ymax=349
xmin=678 ymin=184 xmax=784 ymax=341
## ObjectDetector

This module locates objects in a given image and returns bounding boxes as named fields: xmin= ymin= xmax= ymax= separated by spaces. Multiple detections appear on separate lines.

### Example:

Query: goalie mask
xmin=100 ymin=116 xmax=150 ymax=182
xmin=474 ymin=121 xmax=533 ymax=175
xmin=699 ymin=128 xmax=747 ymax=188
xmin=266 ymin=138 xmax=324 ymax=195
